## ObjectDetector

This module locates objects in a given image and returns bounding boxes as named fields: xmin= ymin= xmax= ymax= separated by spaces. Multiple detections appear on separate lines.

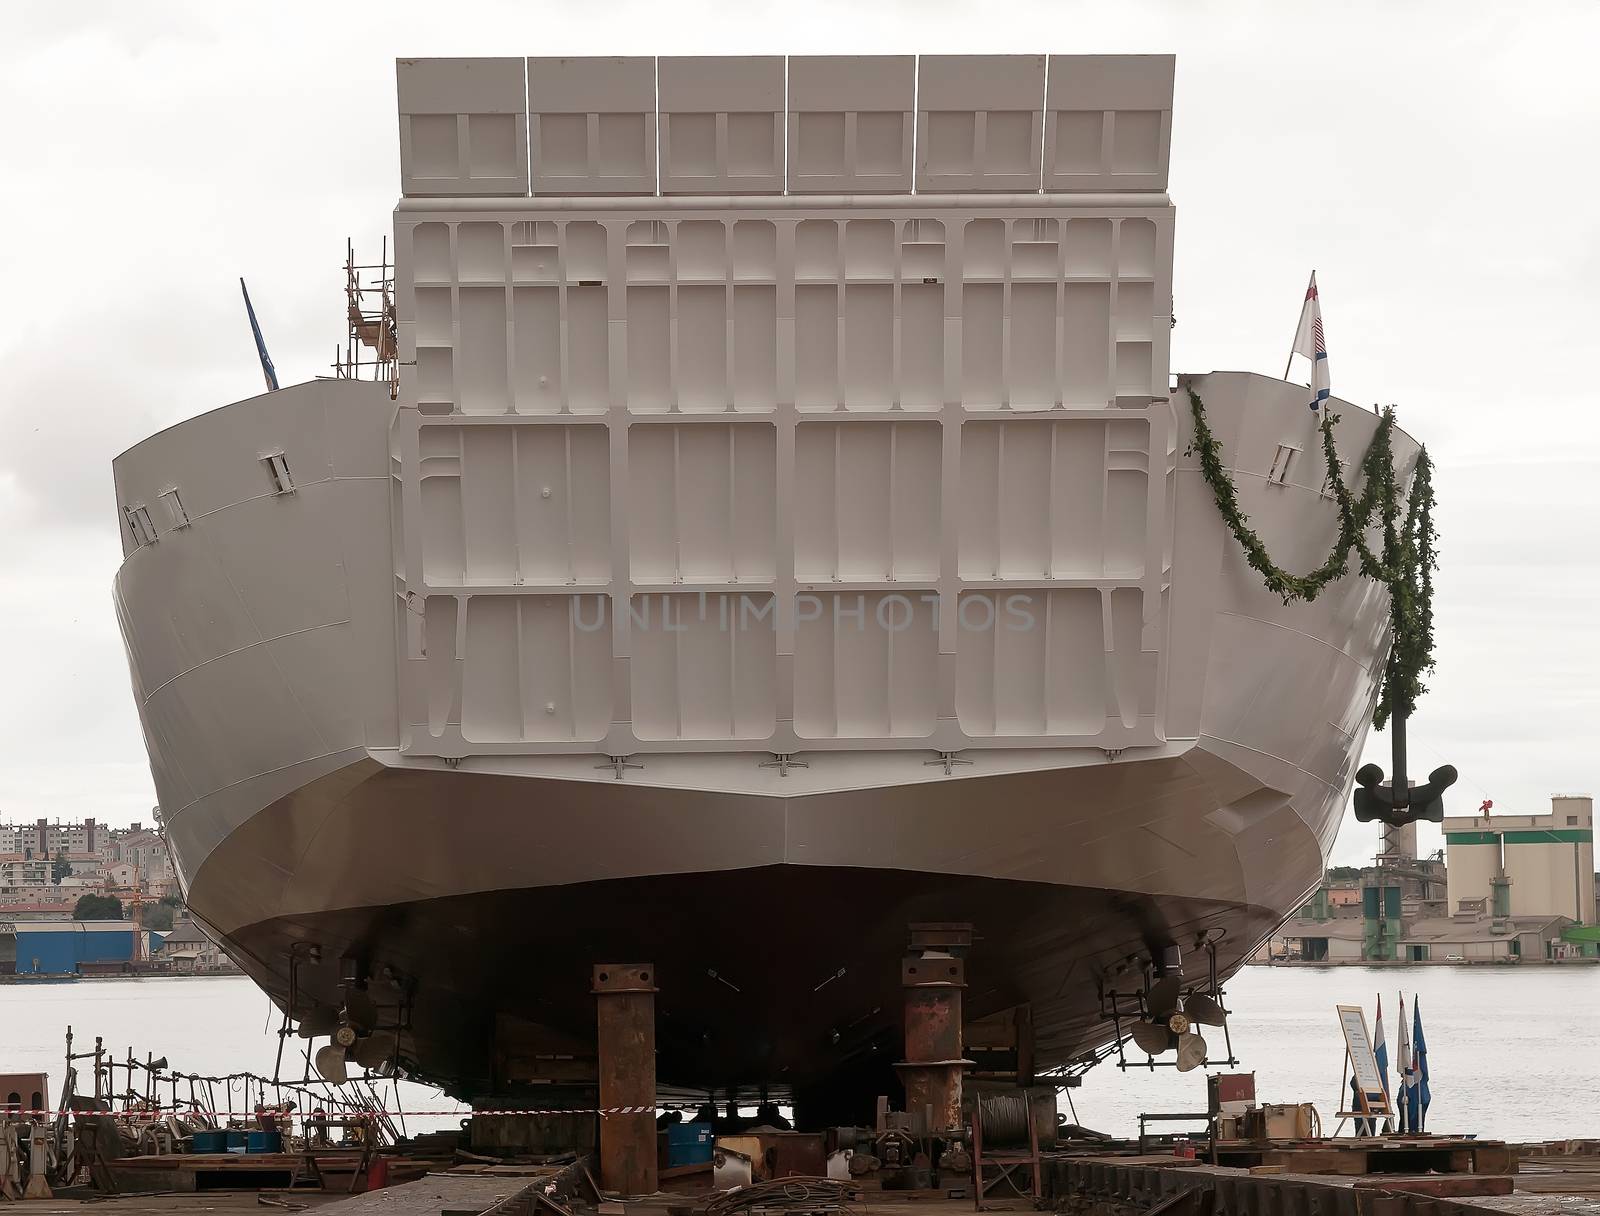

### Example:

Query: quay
xmin=9 ymin=974 xmax=1600 ymax=1216
xmin=13 ymin=1139 xmax=1600 ymax=1216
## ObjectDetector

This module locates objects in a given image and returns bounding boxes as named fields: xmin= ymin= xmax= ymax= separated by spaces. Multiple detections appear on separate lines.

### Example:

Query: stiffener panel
xmin=389 ymin=55 xmax=1178 ymax=760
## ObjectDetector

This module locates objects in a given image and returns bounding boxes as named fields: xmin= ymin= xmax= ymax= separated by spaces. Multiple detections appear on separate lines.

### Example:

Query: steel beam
xmin=593 ymin=963 xmax=658 ymax=1196
xmin=895 ymin=925 xmax=973 ymax=1136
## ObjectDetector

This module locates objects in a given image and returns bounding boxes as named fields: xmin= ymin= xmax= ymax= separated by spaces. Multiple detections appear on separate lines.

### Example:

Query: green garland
xmin=1185 ymin=386 xmax=1437 ymax=730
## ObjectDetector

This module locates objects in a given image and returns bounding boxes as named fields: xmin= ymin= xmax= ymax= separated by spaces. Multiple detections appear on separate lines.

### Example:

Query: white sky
xmin=1 ymin=1 xmax=1596 ymax=866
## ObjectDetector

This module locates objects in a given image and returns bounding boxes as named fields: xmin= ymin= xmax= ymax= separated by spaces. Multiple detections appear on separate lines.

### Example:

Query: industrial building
xmin=1444 ymin=795 xmax=1594 ymax=923
xmin=1264 ymin=799 xmax=1597 ymax=963
xmin=1399 ymin=909 xmax=1573 ymax=962
xmin=150 ymin=914 xmax=233 ymax=972
xmin=0 ymin=920 xmax=166 ymax=975
xmin=1273 ymin=899 xmax=1576 ymax=964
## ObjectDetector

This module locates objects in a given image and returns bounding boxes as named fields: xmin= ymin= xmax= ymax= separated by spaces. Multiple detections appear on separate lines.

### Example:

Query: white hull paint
xmin=109 ymin=55 xmax=1417 ymax=1099
xmin=112 ymin=370 xmax=1412 ymax=1092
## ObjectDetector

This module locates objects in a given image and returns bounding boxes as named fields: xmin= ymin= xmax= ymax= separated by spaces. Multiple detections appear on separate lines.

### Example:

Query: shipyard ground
xmin=27 ymin=1143 xmax=1600 ymax=1216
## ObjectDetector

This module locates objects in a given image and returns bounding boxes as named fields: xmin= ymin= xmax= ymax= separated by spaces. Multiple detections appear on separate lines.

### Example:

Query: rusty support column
xmin=593 ymin=964 xmax=657 ymax=1197
xmin=895 ymin=924 xmax=973 ymax=1136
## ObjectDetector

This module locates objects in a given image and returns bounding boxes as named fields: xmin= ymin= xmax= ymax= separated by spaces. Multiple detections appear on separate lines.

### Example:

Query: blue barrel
xmin=247 ymin=1130 xmax=283 ymax=1154
xmin=666 ymin=1122 xmax=714 ymax=1167
xmin=191 ymin=1130 xmax=228 ymax=1154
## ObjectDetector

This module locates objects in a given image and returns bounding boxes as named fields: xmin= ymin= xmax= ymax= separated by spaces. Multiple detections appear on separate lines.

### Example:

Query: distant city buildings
xmin=1263 ymin=795 xmax=1599 ymax=964
xmin=0 ymin=814 xmax=178 ymax=911
xmin=0 ymin=815 xmax=237 ymax=976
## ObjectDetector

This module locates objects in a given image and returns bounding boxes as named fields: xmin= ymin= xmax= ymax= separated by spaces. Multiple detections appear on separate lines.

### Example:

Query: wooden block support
xmin=593 ymin=964 xmax=658 ymax=1197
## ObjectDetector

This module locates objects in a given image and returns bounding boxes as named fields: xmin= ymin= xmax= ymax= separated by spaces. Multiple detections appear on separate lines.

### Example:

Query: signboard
xmin=1336 ymin=1004 xmax=1392 ymax=1116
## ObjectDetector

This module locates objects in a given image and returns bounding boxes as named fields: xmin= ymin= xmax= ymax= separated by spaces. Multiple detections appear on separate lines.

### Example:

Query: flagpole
xmin=1286 ymin=270 xmax=1316 ymax=381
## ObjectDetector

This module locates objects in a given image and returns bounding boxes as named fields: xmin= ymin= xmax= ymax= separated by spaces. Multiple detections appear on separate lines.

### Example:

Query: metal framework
xmin=333 ymin=237 xmax=398 ymax=398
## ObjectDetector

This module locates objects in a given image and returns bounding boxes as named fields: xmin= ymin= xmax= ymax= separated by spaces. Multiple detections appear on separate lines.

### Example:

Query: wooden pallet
xmin=1208 ymin=1137 xmax=1517 ymax=1177
xmin=104 ymin=1151 xmax=357 ymax=1193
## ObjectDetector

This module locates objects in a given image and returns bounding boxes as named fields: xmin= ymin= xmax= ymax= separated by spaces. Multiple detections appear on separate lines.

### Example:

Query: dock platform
xmin=20 ymin=1145 xmax=1600 ymax=1216
xmin=1047 ymin=1147 xmax=1600 ymax=1216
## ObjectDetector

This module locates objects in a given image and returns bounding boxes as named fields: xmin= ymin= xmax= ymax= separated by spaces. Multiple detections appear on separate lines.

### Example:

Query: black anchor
xmin=1352 ymin=707 xmax=1457 ymax=826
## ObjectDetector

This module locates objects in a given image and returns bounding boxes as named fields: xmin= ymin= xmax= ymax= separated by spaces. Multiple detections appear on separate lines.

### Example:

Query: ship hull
xmin=112 ymin=370 xmax=1415 ymax=1108
xmin=110 ymin=57 xmax=1422 ymax=1116
xmin=225 ymin=861 xmax=1279 ymax=1106
xmin=187 ymin=740 xmax=1317 ymax=1105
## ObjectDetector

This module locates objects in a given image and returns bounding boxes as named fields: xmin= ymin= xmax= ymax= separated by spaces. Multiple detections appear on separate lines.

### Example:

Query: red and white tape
xmin=3 ymin=1107 xmax=660 ymax=1120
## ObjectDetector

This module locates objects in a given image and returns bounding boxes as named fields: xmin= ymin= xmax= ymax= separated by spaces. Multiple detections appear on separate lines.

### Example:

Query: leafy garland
xmin=1185 ymin=386 xmax=1437 ymax=730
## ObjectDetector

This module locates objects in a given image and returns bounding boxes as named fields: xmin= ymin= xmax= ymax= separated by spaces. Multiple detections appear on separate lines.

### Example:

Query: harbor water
xmin=4 ymin=965 xmax=1596 ymax=1141
xmin=2 ymin=974 xmax=467 ymax=1132
xmin=1070 ymin=964 xmax=1600 ymax=1142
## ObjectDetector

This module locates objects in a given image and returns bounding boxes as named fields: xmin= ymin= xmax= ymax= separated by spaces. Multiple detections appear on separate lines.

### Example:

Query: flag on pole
xmin=1396 ymin=993 xmax=1413 ymax=1133
xmin=1373 ymin=995 xmax=1392 ymax=1132
xmin=240 ymin=277 xmax=280 ymax=393
xmin=1288 ymin=271 xmax=1330 ymax=410
xmin=1413 ymin=996 xmax=1431 ymax=1131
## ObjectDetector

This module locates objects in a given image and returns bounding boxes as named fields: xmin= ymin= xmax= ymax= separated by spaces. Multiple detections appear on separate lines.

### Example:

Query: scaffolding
xmin=333 ymin=238 xmax=398 ymax=398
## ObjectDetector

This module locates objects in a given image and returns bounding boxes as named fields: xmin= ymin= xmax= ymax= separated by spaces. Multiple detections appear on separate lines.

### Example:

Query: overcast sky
xmin=2 ymin=1 xmax=1596 ymax=865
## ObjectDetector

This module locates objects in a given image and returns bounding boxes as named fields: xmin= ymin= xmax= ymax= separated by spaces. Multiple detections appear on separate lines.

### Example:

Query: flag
xmin=240 ymin=277 xmax=280 ymax=392
xmin=1413 ymin=996 xmax=1431 ymax=1131
xmin=1373 ymin=995 xmax=1391 ymax=1130
xmin=1396 ymin=993 xmax=1413 ymax=1133
xmin=1289 ymin=271 xmax=1330 ymax=410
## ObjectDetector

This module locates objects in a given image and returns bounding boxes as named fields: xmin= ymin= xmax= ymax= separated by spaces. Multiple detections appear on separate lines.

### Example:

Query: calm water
xmin=1068 ymin=964 xmax=1600 ymax=1141
xmin=4 ymin=967 xmax=1596 ymax=1141
xmin=1 ymin=975 xmax=466 ymax=1133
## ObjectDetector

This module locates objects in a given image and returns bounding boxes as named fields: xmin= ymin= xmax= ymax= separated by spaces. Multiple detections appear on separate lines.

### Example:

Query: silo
xmin=1506 ymin=797 xmax=1594 ymax=921
xmin=1381 ymin=819 xmax=1419 ymax=861
xmin=1445 ymin=824 xmax=1501 ymax=914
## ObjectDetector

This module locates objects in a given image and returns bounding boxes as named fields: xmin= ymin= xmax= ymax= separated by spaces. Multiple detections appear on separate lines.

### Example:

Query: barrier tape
xmin=3 ymin=1107 xmax=661 ymax=1119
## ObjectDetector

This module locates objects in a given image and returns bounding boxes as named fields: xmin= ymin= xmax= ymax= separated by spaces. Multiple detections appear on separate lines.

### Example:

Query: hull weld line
xmin=165 ymin=747 xmax=367 ymax=822
xmin=1196 ymin=733 xmax=1339 ymax=795
xmin=142 ymin=621 xmax=352 ymax=700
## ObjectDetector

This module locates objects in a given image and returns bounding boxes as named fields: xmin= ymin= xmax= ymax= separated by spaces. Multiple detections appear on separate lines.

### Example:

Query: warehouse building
xmin=1399 ymin=906 xmax=1573 ymax=962
xmin=1444 ymin=795 xmax=1594 ymax=923
xmin=0 ymin=920 xmax=165 ymax=975
xmin=1273 ymin=915 xmax=1367 ymax=962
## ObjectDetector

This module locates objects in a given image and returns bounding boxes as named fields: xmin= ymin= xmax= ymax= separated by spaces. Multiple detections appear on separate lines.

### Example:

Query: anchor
xmin=1352 ymin=707 xmax=1456 ymax=826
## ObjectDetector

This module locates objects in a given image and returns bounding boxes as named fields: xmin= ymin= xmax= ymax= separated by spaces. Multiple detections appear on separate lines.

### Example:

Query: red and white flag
xmin=1289 ymin=271 xmax=1331 ymax=409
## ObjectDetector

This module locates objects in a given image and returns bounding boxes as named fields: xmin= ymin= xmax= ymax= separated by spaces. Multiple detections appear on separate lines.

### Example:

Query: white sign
xmin=1337 ymin=1004 xmax=1391 ymax=1113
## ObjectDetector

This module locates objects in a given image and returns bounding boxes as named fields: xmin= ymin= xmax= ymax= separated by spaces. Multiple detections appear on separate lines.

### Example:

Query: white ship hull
xmin=110 ymin=54 xmax=1417 ymax=1110
xmin=112 ymin=370 xmax=1411 ymax=1102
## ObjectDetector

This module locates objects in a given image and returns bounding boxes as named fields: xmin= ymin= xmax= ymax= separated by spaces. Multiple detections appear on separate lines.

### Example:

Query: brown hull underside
xmin=222 ymin=864 xmax=1277 ymax=1114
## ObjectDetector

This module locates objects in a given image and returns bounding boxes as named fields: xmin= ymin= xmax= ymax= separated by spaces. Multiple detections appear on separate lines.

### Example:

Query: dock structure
xmin=1045 ymin=1147 xmax=1600 ymax=1216
xmin=13 ymin=1015 xmax=1600 ymax=1216
xmin=46 ymin=1143 xmax=1600 ymax=1216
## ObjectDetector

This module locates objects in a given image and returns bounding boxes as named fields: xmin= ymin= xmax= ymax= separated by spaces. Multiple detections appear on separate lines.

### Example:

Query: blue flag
xmin=240 ymin=277 xmax=279 ymax=392
xmin=1412 ymin=996 xmax=1431 ymax=1130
